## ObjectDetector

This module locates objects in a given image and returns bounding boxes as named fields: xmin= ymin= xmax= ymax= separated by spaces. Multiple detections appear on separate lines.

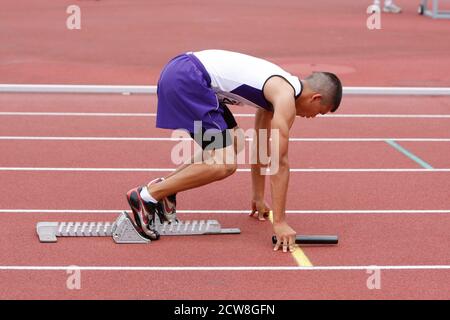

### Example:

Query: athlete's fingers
xmin=273 ymin=239 xmax=282 ymax=251
xmin=250 ymin=202 xmax=269 ymax=221
xmin=282 ymin=237 xmax=288 ymax=252
xmin=289 ymin=235 xmax=296 ymax=252
xmin=257 ymin=210 xmax=267 ymax=221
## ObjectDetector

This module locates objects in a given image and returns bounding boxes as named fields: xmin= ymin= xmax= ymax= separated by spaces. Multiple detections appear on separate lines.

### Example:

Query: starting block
xmin=36 ymin=211 xmax=241 ymax=243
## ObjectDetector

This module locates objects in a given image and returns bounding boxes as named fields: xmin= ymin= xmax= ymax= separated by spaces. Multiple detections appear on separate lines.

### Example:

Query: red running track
xmin=2 ymin=0 xmax=450 ymax=87
xmin=1 ymin=94 xmax=450 ymax=115
xmin=0 ymin=213 xmax=449 ymax=299
xmin=1 ymin=0 xmax=450 ymax=299
xmin=0 ymin=94 xmax=449 ymax=299
xmin=0 ymin=140 xmax=437 ymax=169
xmin=1 ymin=113 xmax=450 ymax=138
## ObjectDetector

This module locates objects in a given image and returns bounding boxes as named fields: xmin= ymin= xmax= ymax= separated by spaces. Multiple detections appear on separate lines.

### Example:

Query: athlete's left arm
xmin=263 ymin=77 xmax=297 ymax=251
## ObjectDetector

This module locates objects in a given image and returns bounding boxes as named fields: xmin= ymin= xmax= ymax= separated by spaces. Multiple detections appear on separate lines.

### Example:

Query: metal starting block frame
xmin=36 ymin=211 xmax=240 ymax=243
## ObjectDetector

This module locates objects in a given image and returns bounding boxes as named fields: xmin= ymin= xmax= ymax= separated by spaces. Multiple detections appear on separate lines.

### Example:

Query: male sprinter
xmin=126 ymin=49 xmax=342 ymax=252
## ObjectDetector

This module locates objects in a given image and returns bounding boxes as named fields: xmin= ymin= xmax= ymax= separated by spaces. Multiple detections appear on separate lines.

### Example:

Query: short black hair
xmin=305 ymin=72 xmax=343 ymax=112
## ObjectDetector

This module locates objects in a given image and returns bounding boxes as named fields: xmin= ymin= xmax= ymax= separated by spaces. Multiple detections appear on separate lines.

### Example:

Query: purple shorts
xmin=156 ymin=53 xmax=237 ymax=135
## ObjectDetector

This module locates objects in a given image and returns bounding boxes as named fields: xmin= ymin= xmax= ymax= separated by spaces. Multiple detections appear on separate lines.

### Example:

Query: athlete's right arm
xmin=250 ymin=108 xmax=272 ymax=220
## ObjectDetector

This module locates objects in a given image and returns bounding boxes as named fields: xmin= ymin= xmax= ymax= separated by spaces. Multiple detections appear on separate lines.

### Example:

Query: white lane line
xmin=326 ymin=114 xmax=450 ymax=118
xmin=1 ymin=84 xmax=450 ymax=95
xmin=0 ymin=265 xmax=449 ymax=271
xmin=1 ymin=209 xmax=449 ymax=214
xmin=289 ymin=138 xmax=450 ymax=142
xmin=0 ymin=84 xmax=158 ymax=94
xmin=0 ymin=136 xmax=193 ymax=141
xmin=1 ymin=136 xmax=450 ymax=142
xmin=343 ymin=87 xmax=450 ymax=95
xmin=2 ymin=112 xmax=450 ymax=118
xmin=0 ymin=167 xmax=449 ymax=172
xmin=0 ymin=112 xmax=157 ymax=117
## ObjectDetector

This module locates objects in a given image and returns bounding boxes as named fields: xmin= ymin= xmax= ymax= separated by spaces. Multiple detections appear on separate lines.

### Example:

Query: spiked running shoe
xmin=148 ymin=178 xmax=178 ymax=223
xmin=383 ymin=3 xmax=402 ymax=13
xmin=126 ymin=186 xmax=160 ymax=240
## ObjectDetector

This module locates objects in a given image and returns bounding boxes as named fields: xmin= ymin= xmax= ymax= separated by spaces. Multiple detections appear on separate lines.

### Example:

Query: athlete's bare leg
xmin=147 ymin=128 xmax=243 ymax=200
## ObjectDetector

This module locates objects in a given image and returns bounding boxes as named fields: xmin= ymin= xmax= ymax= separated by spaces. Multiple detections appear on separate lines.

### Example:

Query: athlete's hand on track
xmin=273 ymin=222 xmax=296 ymax=252
xmin=249 ymin=200 xmax=271 ymax=221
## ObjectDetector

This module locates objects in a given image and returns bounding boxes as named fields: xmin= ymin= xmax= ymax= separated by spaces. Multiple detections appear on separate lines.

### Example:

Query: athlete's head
xmin=295 ymin=72 xmax=342 ymax=118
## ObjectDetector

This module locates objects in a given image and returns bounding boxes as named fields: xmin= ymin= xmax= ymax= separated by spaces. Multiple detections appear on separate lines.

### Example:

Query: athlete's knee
xmin=216 ymin=162 xmax=237 ymax=179
xmin=233 ymin=127 xmax=246 ymax=155
xmin=225 ymin=162 xmax=238 ymax=176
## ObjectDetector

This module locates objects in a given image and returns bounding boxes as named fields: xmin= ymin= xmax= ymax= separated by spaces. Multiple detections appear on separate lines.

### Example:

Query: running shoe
xmin=383 ymin=3 xmax=402 ymax=13
xmin=148 ymin=178 xmax=178 ymax=223
xmin=126 ymin=186 xmax=160 ymax=240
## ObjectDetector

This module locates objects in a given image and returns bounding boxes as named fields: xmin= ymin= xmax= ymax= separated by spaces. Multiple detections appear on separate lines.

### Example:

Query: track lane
xmin=0 ymin=211 xmax=449 ymax=300
xmin=0 ymin=171 xmax=449 ymax=211
xmin=2 ymin=94 xmax=450 ymax=115
xmin=0 ymin=140 xmax=423 ymax=169
xmin=0 ymin=268 xmax=449 ymax=299
xmin=1 ymin=213 xmax=449 ymax=267
xmin=1 ymin=116 xmax=450 ymax=138
xmin=0 ymin=214 xmax=286 ymax=267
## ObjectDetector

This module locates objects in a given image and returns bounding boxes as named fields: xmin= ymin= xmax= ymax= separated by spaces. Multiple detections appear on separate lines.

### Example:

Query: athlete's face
xmin=296 ymin=94 xmax=332 ymax=118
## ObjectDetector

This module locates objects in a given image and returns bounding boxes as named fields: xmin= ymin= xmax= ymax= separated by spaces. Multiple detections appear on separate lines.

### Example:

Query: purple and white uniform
xmin=156 ymin=49 xmax=302 ymax=133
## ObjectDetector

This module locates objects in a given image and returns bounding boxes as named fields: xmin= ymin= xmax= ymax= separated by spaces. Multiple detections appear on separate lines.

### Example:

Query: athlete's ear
xmin=310 ymin=93 xmax=322 ymax=103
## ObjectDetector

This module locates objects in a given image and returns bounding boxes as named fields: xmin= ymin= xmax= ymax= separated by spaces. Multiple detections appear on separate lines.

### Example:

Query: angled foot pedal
xmin=112 ymin=212 xmax=151 ymax=243
xmin=37 ymin=211 xmax=150 ymax=244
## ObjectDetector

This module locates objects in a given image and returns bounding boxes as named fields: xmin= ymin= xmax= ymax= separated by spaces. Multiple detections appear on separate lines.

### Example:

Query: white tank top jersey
xmin=192 ymin=49 xmax=302 ymax=112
